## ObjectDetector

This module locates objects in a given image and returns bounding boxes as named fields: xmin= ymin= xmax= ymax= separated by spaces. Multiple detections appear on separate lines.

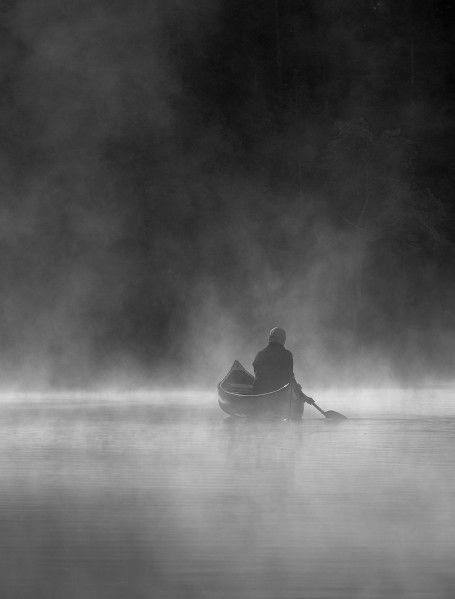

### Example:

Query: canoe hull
xmin=217 ymin=360 xmax=301 ymax=419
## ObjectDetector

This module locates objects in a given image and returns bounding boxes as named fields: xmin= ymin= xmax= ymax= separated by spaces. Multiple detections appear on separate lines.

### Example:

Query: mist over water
xmin=1 ymin=1 xmax=454 ymax=388
xmin=1 ymin=394 xmax=455 ymax=599
xmin=1 ymin=2 xmax=454 ymax=597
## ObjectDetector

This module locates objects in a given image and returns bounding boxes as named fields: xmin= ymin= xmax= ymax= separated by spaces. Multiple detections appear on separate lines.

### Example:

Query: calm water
xmin=0 ymin=395 xmax=454 ymax=598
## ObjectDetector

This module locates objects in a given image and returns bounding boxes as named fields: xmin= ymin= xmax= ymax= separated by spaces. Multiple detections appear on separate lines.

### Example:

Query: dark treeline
xmin=0 ymin=0 xmax=454 ymax=386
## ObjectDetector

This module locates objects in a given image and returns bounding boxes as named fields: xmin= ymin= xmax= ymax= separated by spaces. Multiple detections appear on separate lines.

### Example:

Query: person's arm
xmin=288 ymin=352 xmax=299 ymax=388
xmin=289 ymin=351 xmax=314 ymax=404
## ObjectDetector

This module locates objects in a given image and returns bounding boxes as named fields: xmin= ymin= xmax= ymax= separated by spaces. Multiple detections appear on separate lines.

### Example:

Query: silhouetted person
xmin=252 ymin=327 xmax=314 ymax=419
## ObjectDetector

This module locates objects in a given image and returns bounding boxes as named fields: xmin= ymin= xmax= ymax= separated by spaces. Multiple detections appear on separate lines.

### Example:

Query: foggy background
xmin=1 ymin=0 xmax=454 ymax=390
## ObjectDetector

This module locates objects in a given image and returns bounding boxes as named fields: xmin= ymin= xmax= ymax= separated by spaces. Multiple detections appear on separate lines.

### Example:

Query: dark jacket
xmin=252 ymin=342 xmax=299 ymax=393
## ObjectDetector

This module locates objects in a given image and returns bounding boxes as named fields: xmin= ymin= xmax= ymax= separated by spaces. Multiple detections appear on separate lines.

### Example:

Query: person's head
xmin=269 ymin=327 xmax=286 ymax=346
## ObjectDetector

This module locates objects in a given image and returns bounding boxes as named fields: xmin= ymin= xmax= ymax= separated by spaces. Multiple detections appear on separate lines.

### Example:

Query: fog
xmin=1 ymin=4 xmax=454 ymax=598
xmin=1 ymin=397 xmax=454 ymax=598
xmin=1 ymin=1 xmax=454 ymax=390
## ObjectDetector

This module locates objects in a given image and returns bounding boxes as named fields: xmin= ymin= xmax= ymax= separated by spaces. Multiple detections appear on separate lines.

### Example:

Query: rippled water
xmin=0 ymin=395 xmax=454 ymax=598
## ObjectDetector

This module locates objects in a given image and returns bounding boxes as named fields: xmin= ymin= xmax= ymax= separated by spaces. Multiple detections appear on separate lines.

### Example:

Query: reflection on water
xmin=0 ymin=398 xmax=454 ymax=598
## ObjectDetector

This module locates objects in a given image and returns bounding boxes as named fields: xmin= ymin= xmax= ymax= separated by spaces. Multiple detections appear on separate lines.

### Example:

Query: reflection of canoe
xmin=217 ymin=360 xmax=297 ymax=419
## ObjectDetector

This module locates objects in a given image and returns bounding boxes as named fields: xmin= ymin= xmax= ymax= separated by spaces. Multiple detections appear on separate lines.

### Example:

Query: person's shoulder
xmin=254 ymin=347 xmax=267 ymax=360
xmin=284 ymin=348 xmax=293 ymax=359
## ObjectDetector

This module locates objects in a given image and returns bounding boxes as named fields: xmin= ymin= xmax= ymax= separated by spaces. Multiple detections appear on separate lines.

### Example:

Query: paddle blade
xmin=324 ymin=410 xmax=347 ymax=420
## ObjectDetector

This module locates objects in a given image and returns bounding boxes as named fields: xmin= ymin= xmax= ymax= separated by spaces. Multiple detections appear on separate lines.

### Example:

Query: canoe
xmin=217 ymin=360 xmax=300 ymax=419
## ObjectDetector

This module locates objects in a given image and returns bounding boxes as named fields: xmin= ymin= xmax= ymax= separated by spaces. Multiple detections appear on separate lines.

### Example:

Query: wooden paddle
xmin=305 ymin=396 xmax=347 ymax=420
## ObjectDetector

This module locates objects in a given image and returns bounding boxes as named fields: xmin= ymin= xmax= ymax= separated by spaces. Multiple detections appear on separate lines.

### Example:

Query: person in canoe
xmin=252 ymin=327 xmax=314 ymax=420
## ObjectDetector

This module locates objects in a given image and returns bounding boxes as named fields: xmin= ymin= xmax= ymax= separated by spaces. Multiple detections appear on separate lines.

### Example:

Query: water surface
xmin=0 ymin=395 xmax=454 ymax=598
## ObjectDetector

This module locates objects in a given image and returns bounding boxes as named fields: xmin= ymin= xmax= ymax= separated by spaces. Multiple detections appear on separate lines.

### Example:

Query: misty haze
xmin=0 ymin=1 xmax=454 ymax=598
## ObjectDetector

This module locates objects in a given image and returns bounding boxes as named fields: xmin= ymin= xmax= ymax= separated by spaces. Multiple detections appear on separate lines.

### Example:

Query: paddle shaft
xmin=309 ymin=399 xmax=347 ymax=420
xmin=299 ymin=390 xmax=327 ymax=417
xmin=311 ymin=401 xmax=327 ymax=417
xmin=298 ymin=390 xmax=346 ymax=419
